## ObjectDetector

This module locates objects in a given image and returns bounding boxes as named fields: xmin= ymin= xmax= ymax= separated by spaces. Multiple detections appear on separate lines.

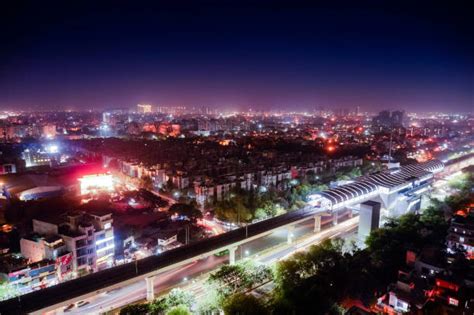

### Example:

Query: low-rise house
xmin=447 ymin=211 xmax=474 ymax=260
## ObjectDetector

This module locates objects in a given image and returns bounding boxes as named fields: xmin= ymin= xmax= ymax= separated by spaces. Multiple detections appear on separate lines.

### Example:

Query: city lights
xmin=78 ymin=174 xmax=114 ymax=195
xmin=46 ymin=144 xmax=59 ymax=154
xmin=0 ymin=1 xmax=472 ymax=313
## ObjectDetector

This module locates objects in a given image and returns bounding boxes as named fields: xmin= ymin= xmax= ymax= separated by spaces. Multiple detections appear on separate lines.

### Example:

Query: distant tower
xmin=391 ymin=110 xmax=405 ymax=127
xmin=137 ymin=104 xmax=152 ymax=113
xmin=102 ymin=112 xmax=111 ymax=124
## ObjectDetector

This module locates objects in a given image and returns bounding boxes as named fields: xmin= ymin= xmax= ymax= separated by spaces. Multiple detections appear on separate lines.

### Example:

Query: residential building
xmin=31 ymin=210 xmax=115 ymax=274
xmin=447 ymin=211 xmax=474 ymax=259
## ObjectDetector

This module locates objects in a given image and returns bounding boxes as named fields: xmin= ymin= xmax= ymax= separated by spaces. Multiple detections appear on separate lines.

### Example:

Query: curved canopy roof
xmin=417 ymin=159 xmax=445 ymax=173
xmin=318 ymin=181 xmax=378 ymax=205
xmin=315 ymin=159 xmax=444 ymax=208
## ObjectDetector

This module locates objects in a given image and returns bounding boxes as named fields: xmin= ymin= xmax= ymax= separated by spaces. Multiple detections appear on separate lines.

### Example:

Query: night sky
xmin=0 ymin=1 xmax=472 ymax=112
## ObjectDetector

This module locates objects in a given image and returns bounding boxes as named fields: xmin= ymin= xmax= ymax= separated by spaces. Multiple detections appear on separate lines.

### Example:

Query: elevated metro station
xmin=309 ymin=159 xmax=445 ymax=216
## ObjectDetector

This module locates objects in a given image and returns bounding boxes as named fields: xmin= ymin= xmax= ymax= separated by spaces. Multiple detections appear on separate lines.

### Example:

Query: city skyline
xmin=1 ymin=1 xmax=472 ymax=112
xmin=0 ymin=2 xmax=473 ymax=314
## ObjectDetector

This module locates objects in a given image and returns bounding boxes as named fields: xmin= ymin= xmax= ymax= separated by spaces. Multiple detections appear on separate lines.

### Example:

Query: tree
xmin=165 ymin=305 xmax=191 ymax=315
xmin=119 ymin=303 xmax=150 ymax=315
xmin=165 ymin=178 xmax=174 ymax=190
xmin=168 ymin=203 xmax=203 ymax=222
xmin=306 ymin=170 xmax=317 ymax=184
xmin=254 ymin=202 xmax=286 ymax=220
xmin=348 ymin=167 xmax=362 ymax=179
xmin=150 ymin=288 xmax=195 ymax=314
xmin=272 ymin=239 xmax=354 ymax=314
xmin=223 ymin=293 xmax=268 ymax=315
xmin=214 ymin=198 xmax=252 ymax=224
xmin=164 ymin=288 xmax=195 ymax=310
xmin=0 ymin=280 xmax=19 ymax=301
xmin=140 ymin=175 xmax=154 ymax=191
xmin=268 ymin=190 xmax=461 ymax=314
xmin=196 ymin=286 xmax=221 ymax=314
xmin=208 ymin=264 xmax=248 ymax=297
xmin=208 ymin=261 xmax=273 ymax=298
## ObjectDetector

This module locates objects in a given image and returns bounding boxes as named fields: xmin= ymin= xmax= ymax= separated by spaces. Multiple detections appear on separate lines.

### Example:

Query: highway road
xmin=188 ymin=217 xmax=359 ymax=301
xmin=57 ymin=214 xmax=358 ymax=314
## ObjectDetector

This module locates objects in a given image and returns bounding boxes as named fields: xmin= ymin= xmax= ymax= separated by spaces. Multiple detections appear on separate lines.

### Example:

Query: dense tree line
xmin=266 ymin=174 xmax=473 ymax=314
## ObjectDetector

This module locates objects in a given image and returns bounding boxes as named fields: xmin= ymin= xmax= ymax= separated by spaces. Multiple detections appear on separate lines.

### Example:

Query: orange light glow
xmin=78 ymin=173 xmax=114 ymax=195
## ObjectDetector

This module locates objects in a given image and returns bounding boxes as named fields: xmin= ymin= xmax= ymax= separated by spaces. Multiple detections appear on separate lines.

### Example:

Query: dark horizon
xmin=0 ymin=1 xmax=472 ymax=112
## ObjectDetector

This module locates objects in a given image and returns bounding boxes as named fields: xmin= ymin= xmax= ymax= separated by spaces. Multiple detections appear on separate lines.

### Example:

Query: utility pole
xmin=388 ymin=130 xmax=393 ymax=161
xmin=185 ymin=225 xmax=190 ymax=245
xmin=237 ymin=209 xmax=240 ymax=227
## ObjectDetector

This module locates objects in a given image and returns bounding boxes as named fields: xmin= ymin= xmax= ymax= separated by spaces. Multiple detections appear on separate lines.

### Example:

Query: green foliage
xmin=364 ymin=207 xmax=450 ymax=290
xmin=222 ymin=293 xmax=268 ymax=315
xmin=169 ymin=203 xmax=203 ymax=222
xmin=140 ymin=175 xmax=154 ymax=191
xmin=207 ymin=260 xmax=273 ymax=298
xmin=150 ymin=289 xmax=195 ymax=315
xmin=222 ymin=171 xmax=471 ymax=314
xmin=273 ymin=239 xmax=351 ymax=311
xmin=334 ymin=166 xmax=363 ymax=182
xmin=214 ymin=185 xmax=292 ymax=223
xmin=213 ymin=178 xmax=331 ymax=224
xmin=165 ymin=289 xmax=195 ymax=309
xmin=271 ymin=199 xmax=454 ymax=314
xmin=196 ymin=287 xmax=221 ymax=314
xmin=0 ymin=282 xmax=19 ymax=301
xmin=272 ymin=238 xmax=384 ymax=313
xmin=119 ymin=303 xmax=150 ymax=315
xmin=254 ymin=202 xmax=286 ymax=220
xmin=448 ymin=173 xmax=473 ymax=191
xmin=165 ymin=305 xmax=191 ymax=315
xmin=214 ymin=196 xmax=253 ymax=224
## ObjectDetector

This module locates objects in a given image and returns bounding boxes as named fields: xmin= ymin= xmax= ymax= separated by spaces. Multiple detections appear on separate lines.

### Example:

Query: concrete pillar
xmin=332 ymin=211 xmax=338 ymax=226
xmin=146 ymin=276 xmax=156 ymax=302
xmin=348 ymin=208 xmax=354 ymax=218
xmin=229 ymin=247 xmax=237 ymax=265
xmin=313 ymin=215 xmax=321 ymax=233
xmin=287 ymin=225 xmax=295 ymax=244
xmin=358 ymin=200 xmax=381 ymax=242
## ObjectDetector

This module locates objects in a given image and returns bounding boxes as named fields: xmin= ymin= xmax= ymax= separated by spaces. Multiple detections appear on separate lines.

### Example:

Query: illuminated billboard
xmin=78 ymin=174 xmax=114 ymax=195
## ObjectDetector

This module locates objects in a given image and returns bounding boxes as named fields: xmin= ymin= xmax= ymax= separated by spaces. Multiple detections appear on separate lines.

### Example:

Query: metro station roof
xmin=318 ymin=181 xmax=378 ymax=205
xmin=361 ymin=160 xmax=444 ymax=189
xmin=415 ymin=159 xmax=445 ymax=173
xmin=315 ymin=159 xmax=444 ymax=208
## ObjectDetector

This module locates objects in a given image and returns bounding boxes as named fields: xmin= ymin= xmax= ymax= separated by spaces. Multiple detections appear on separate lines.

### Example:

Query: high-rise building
xmin=137 ymin=104 xmax=152 ymax=113
xmin=31 ymin=211 xmax=115 ymax=273
xmin=372 ymin=110 xmax=405 ymax=131
xmin=391 ymin=110 xmax=405 ymax=127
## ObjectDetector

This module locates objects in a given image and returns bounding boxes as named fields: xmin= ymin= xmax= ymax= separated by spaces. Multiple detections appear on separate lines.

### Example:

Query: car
xmin=76 ymin=300 xmax=90 ymax=308
xmin=64 ymin=304 xmax=75 ymax=312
